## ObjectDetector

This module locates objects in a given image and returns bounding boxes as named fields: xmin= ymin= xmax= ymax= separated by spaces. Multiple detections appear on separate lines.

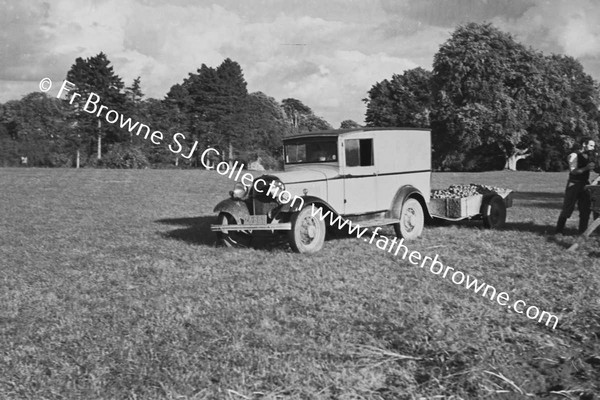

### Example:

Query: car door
xmin=341 ymin=137 xmax=378 ymax=215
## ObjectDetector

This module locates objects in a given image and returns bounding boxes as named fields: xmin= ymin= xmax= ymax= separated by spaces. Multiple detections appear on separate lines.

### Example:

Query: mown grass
xmin=0 ymin=168 xmax=599 ymax=399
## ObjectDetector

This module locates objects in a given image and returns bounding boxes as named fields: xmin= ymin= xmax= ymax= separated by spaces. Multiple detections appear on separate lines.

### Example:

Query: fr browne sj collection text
xmin=39 ymin=78 xmax=230 ymax=166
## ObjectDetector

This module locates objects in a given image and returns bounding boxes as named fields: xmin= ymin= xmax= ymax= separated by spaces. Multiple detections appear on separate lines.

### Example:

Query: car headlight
xmin=272 ymin=179 xmax=285 ymax=192
xmin=270 ymin=180 xmax=286 ymax=203
xmin=230 ymin=182 xmax=247 ymax=199
xmin=278 ymin=190 xmax=291 ymax=203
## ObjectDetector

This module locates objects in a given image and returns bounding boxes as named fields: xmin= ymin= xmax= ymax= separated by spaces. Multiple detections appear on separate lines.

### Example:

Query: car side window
xmin=345 ymin=139 xmax=373 ymax=167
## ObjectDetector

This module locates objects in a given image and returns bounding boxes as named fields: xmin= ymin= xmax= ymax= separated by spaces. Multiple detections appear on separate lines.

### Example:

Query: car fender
xmin=389 ymin=185 xmax=431 ymax=221
xmin=279 ymin=195 xmax=337 ymax=215
xmin=213 ymin=198 xmax=251 ymax=223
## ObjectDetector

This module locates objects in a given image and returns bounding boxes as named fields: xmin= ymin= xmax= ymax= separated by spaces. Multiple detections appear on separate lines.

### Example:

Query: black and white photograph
xmin=1 ymin=0 xmax=600 ymax=398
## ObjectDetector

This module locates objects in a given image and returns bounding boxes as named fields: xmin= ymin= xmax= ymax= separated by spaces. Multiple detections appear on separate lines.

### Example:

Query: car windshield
xmin=284 ymin=138 xmax=338 ymax=164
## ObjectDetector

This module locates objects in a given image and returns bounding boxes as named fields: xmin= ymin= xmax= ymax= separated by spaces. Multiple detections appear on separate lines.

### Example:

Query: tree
xmin=282 ymin=98 xmax=332 ymax=134
xmin=364 ymin=67 xmax=432 ymax=128
xmin=215 ymin=58 xmax=249 ymax=162
xmin=282 ymin=98 xmax=312 ymax=129
xmin=121 ymin=77 xmax=146 ymax=145
xmin=125 ymin=76 xmax=144 ymax=103
xmin=65 ymin=52 xmax=126 ymax=160
xmin=0 ymin=92 xmax=72 ymax=166
xmin=241 ymin=92 xmax=290 ymax=160
xmin=430 ymin=23 xmax=540 ymax=170
xmin=165 ymin=58 xmax=249 ymax=165
xmin=340 ymin=120 xmax=362 ymax=129
xmin=526 ymin=54 xmax=600 ymax=170
xmin=302 ymin=114 xmax=332 ymax=132
xmin=429 ymin=23 xmax=600 ymax=171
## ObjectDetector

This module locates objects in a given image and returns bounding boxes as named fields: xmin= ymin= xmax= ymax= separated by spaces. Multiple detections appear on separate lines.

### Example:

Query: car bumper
xmin=210 ymin=223 xmax=292 ymax=232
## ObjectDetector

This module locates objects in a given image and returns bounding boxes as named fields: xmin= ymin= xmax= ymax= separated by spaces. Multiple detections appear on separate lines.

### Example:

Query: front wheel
xmin=394 ymin=198 xmax=424 ymax=240
xmin=288 ymin=206 xmax=327 ymax=253
xmin=216 ymin=212 xmax=252 ymax=248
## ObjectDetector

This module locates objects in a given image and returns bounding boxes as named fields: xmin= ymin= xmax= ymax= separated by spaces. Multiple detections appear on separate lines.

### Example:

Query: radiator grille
xmin=253 ymin=198 xmax=278 ymax=215
xmin=252 ymin=175 xmax=279 ymax=215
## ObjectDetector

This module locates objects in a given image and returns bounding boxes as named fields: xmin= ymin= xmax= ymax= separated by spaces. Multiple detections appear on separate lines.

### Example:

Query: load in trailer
xmin=429 ymin=184 xmax=513 ymax=228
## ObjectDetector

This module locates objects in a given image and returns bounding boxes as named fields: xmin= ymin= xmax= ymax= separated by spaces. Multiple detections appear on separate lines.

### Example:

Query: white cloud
xmin=1 ymin=0 xmax=599 ymax=127
xmin=493 ymin=1 xmax=600 ymax=56
xmin=491 ymin=0 xmax=600 ymax=85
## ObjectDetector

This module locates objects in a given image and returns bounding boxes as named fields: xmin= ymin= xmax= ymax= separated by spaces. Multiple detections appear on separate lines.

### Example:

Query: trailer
xmin=428 ymin=186 xmax=514 ymax=228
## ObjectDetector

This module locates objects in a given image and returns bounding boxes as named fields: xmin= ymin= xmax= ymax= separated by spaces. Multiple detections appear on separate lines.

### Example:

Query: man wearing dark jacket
xmin=555 ymin=137 xmax=597 ymax=234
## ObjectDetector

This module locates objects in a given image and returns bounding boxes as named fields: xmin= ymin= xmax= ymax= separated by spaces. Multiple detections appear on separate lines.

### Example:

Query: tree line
xmin=2 ymin=23 xmax=599 ymax=171
xmin=0 ymin=54 xmax=335 ymax=169
xmin=364 ymin=23 xmax=600 ymax=171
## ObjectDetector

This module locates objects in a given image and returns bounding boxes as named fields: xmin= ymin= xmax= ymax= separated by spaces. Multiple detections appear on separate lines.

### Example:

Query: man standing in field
xmin=555 ymin=137 xmax=597 ymax=235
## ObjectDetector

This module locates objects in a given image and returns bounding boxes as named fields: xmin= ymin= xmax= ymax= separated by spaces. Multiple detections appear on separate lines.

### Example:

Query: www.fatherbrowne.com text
xmin=308 ymin=204 xmax=559 ymax=330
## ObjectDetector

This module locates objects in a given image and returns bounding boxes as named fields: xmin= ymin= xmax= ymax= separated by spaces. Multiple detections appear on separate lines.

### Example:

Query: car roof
xmin=282 ymin=127 xmax=430 ymax=141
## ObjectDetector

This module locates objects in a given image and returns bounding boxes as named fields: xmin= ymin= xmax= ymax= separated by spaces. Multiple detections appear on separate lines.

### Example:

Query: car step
xmin=349 ymin=218 xmax=401 ymax=228
xmin=211 ymin=223 xmax=292 ymax=231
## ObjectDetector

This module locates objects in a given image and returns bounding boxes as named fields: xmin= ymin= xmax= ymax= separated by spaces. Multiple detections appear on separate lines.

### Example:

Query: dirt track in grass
xmin=1 ymin=168 xmax=599 ymax=399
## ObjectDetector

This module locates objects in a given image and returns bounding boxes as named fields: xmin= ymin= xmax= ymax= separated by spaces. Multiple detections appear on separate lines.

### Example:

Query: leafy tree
xmin=282 ymin=98 xmax=312 ymax=129
xmin=125 ymin=76 xmax=144 ymax=103
xmin=430 ymin=23 xmax=600 ymax=171
xmin=0 ymin=93 xmax=72 ymax=166
xmin=340 ymin=120 xmax=362 ymax=129
xmin=364 ymin=67 xmax=432 ymax=128
xmin=139 ymin=98 xmax=195 ymax=167
xmin=0 ymin=120 xmax=17 ymax=167
xmin=241 ymin=92 xmax=290 ymax=159
xmin=101 ymin=143 xmax=149 ymax=169
xmin=525 ymin=54 xmax=600 ymax=170
xmin=120 ymin=77 xmax=146 ymax=145
xmin=431 ymin=23 xmax=537 ymax=170
xmin=282 ymin=98 xmax=332 ymax=134
xmin=165 ymin=58 xmax=249 ymax=165
xmin=65 ymin=52 xmax=126 ymax=160
xmin=165 ymin=68 xmax=210 ymax=164
xmin=214 ymin=58 xmax=249 ymax=161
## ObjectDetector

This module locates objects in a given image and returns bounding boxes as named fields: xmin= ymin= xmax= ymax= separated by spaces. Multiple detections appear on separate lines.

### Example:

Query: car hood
xmin=267 ymin=164 xmax=339 ymax=183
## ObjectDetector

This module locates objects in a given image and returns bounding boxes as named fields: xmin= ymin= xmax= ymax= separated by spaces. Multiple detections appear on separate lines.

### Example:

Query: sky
xmin=1 ymin=0 xmax=600 ymax=128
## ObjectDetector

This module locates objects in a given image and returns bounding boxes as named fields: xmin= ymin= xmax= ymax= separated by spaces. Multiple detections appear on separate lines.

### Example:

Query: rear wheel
xmin=216 ymin=212 xmax=252 ymax=248
xmin=482 ymin=195 xmax=506 ymax=229
xmin=394 ymin=198 xmax=424 ymax=239
xmin=288 ymin=206 xmax=326 ymax=253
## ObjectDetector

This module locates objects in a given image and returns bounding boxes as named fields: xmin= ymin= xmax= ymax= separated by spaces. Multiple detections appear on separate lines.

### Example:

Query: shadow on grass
xmin=156 ymin=214 xmax=361 ymax=251
xmin=512 ymin=191 xmax=563 ymax=209
xmin=430 ymin=219 xmax=560 ymax=236
xmin=501 ymin=222 xmax=600 ymax=251
xmin=517 ymin=202 xmax=562 ymax=209
xmin=156 ymin=215 xmax=292 ymax=251
xmin=513 ymin=191 xmax=564 ymax=200
xmin=501 ymin=221 xmax=555 ymax=235
xmin=155 ymin=213 xmax=590 ymax=251
xmin=156 ymin=215 xmax=217 ymax=246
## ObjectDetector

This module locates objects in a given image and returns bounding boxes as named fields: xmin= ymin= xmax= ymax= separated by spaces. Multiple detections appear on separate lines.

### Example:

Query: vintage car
xmin=210 ymin=128 xmax=433 ymax=253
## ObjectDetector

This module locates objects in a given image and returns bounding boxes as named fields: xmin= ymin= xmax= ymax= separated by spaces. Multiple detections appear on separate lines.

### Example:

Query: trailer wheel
xmin=394 ymin=198 xmax=424 ymax=239
xmin=482 ymin=195 xmax=506 ymax=229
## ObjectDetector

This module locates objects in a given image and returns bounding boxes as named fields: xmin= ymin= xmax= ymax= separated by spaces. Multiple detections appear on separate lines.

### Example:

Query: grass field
xmin=1 ymin=168 xmax=599 ymax=399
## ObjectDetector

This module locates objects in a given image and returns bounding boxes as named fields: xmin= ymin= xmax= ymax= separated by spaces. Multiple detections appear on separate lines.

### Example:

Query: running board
xmin=211 ymin=223 xmax=292 ymax=232
xmin=351 ymin=218 xmax=401 ymax=228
